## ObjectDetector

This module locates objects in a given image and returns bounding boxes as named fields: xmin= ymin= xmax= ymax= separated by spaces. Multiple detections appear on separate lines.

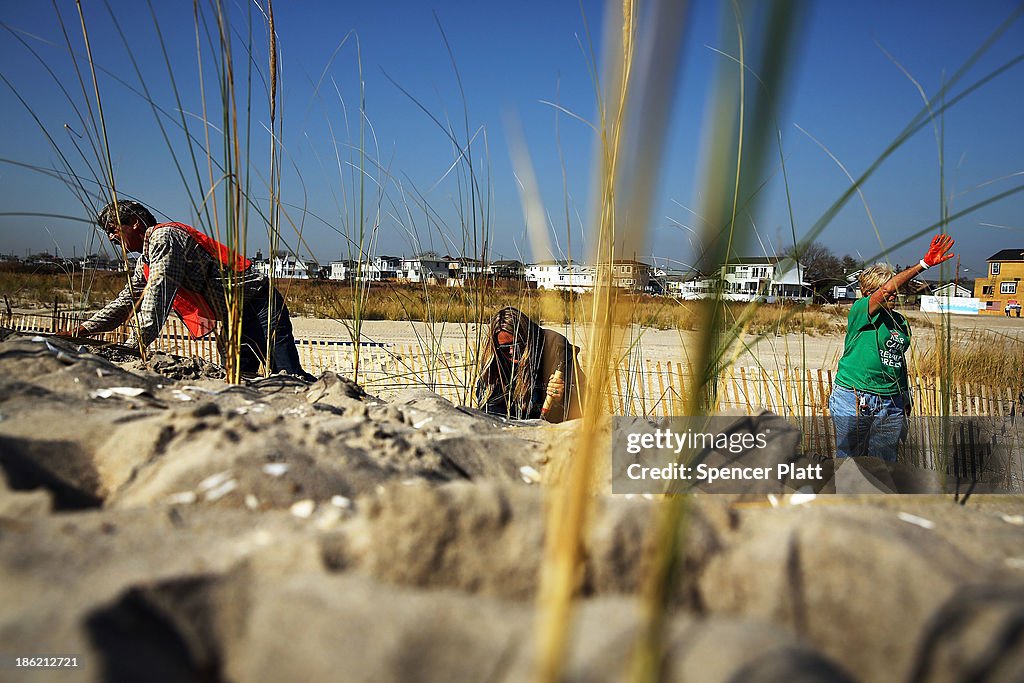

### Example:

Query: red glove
xmin=920 ymin=234 xmax=955 ymax=269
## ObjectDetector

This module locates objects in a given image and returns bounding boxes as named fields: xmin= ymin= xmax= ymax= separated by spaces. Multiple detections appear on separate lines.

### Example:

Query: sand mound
xmin=1 ymin=331 xmax=1023 ymax=681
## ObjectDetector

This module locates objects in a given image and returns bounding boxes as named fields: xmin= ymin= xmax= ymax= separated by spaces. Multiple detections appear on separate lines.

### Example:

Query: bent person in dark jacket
xmin=474 ymin=307 xmax=586 ymax=422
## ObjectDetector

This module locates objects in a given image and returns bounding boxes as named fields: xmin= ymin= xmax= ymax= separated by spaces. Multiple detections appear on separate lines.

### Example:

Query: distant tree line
xmin=782 ymin=242 xmax=861 ymax=296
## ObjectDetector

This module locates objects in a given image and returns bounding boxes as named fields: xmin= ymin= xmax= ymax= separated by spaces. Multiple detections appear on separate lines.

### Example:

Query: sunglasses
xmin=496 ymin=341 xmax=522 ymax=353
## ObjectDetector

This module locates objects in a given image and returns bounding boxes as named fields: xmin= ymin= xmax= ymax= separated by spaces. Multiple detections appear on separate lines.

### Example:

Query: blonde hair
xmin=859 ymin=263 xmax=895 ymax=296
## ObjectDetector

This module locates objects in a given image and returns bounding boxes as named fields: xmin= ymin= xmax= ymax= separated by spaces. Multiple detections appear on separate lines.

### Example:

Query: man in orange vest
xmin=64 ymin=199 xmax=314 ymax=381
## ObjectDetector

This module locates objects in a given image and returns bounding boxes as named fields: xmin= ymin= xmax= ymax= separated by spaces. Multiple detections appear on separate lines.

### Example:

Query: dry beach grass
xmin=1 ymin=330 xmax=1023 ymax=682
xmin=6 ymin=270 xmax=1024 ymax=390
xmin=2 ymin=0 xmax=1024 ymax=681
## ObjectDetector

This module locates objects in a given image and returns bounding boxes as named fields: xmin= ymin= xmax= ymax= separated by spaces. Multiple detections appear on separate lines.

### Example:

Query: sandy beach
xmin=1 ymin=327 xmax=1023 ymax=680
xmin=292 ymin=308 xmax=1024 ymax=372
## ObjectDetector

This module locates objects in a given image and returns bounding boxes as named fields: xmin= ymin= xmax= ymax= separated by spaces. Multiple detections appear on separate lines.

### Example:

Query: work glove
xmin=919 ymin=234 xmax=955 ymax=269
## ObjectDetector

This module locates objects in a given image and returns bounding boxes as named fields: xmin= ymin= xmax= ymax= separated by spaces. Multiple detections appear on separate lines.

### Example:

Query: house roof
xmin=931 ymin=282 xmax=972 ymax=294
xmin=726 ymin=256 xmax=780 ymax=266
xmin=987 ymin=249 xmax=1024 ymax=262
xmin=402 ymin=255 xmax=449 ymax=262
xmin=693 ymin=255 xmax=795 ymax=271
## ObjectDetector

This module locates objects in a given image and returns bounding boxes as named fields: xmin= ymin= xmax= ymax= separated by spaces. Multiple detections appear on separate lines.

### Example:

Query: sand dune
xmin=1 ymin=329 xmax=1023 ymax=681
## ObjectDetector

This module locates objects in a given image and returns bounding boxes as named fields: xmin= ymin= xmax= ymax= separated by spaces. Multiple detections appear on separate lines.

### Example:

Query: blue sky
xmin=1 ymin=0 xmax=1022 ymax=280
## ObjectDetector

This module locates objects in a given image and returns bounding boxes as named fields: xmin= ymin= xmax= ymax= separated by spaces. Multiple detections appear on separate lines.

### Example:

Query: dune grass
xmin=39 ymin=0 xmax=291 ymax=379
xmin=0 ymin=267 xmax=845 ymax=333
xmin=912 ymin=324 xmax=1024 ymax=389
xmin=7 ymin=267 xmax=1024 ymax=391
xmin=0 ymin=266 xmax=122 ymax=310
xmin=564 ymin=1 xmax=1024 ymax=681
xmin=4 ymin=1 xmax=1024 ymax=681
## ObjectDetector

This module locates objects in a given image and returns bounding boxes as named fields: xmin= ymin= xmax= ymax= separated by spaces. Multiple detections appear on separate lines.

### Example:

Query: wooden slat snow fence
xmin=5 ymin=311 xmax=1020 ymax=417
xmin=5 ymin=311 xmax=1021 ymax=485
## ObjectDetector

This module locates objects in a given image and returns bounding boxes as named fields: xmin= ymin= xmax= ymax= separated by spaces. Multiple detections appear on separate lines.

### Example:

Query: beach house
xmin=677 ymin=256 xmax=810 ymax=302
xmin=252 ymin=252 xmax=318 ymax=279
xmin=525 ymin=260 xmax=595 ymax=292
xmin=974 ymin=249 xmax=1024 ymax=315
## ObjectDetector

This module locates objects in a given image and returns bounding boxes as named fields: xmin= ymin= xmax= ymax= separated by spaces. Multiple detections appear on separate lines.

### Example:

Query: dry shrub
xmin=3 ymin=270 xmax=851 ymax=337
xmin=915 ymin=327 xmax=1024 ymax=389
xmin=0 ymin=266 xmax=122 ymax=309
xmin=279 ymin=278 xmax=844 ymax=334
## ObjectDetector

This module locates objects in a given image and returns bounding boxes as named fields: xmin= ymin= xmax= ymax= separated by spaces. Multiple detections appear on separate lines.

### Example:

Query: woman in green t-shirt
xmin=829 ymin=234 xmax=955 ymax=461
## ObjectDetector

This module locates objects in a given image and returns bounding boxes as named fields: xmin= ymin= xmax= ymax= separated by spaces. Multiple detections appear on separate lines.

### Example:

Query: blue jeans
xmin=828 ymin=384 xmax=910 ymax=462
xmin=238 ymin=282 xmax=311 ymax=379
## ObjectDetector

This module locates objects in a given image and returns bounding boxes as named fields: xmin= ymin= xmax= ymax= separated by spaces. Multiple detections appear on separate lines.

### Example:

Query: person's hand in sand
xmin=55 ymin=325 xmax=91 ymax=338
xmin=75 ymin=199 xmax=315 ymax=381
xmin=474 ymin=307 xmax=586 ymax=423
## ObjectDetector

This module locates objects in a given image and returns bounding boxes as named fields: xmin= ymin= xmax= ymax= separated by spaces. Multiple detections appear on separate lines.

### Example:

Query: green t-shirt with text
xmin=834 ymin=297 xmax=911 ymax=396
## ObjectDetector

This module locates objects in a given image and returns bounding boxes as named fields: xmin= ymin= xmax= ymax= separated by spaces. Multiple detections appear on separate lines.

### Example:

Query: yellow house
xmin=974 ymin=249 xmax=1024 ymax=315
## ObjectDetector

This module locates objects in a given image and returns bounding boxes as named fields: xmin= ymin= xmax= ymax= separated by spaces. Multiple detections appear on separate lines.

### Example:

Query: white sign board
xmin=920 ymin=295 xmax=981 ymax=315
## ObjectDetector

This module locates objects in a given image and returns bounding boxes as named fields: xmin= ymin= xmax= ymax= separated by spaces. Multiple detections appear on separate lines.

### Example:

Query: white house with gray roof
xmin=677 ymin=256 xmax=809 ymax=302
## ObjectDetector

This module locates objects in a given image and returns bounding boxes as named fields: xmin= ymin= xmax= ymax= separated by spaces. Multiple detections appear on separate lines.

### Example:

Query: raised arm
xmin=868 ymin=234 xmax=955 ymax=315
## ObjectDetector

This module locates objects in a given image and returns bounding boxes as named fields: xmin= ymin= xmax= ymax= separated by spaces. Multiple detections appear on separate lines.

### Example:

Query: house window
xmin=991 ymin=262 xmax=1001 ymax=275
xmin=1001 ymin=281 xmax=1017 ymax=295
xmin=982 ymin=286 xmax=993 ymax=296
